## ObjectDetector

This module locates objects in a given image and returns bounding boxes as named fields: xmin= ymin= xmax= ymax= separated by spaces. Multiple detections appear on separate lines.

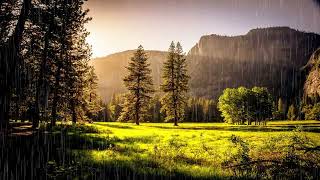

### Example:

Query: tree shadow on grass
xmin=72 ymin=150 xmax=229 ymax=180
xmin=1 ymin=130 xmax=233 ymax=180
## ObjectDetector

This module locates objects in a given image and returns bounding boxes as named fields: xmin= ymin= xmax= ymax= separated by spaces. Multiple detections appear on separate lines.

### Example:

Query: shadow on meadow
xmin=2 ymin=123 xmax=320 ymax=179
xmin=0 ymin=126 xmax=225 ymax=180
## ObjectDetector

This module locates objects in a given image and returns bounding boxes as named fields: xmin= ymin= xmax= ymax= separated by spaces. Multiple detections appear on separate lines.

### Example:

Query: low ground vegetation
xmin=2 ymin=121 xmax=320 ymax=179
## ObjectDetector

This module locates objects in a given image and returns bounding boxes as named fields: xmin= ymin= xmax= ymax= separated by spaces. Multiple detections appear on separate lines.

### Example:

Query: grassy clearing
xmin=68 ymin=121 xmax=320 ymax=179
xmin=2 ymin=121 xmax=320 ymax=179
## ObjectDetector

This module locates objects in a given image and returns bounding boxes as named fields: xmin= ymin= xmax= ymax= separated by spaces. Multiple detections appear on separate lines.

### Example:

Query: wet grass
xmin=1 ymin=121 xmax=320 ymax=179
xmin=69 ymin=121 xmax=320 ymax=179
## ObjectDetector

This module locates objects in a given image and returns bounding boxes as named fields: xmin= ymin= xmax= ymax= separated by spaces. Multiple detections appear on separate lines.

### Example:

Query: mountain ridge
xmin=91 ymin=27 xmax=320 ymax=102
xmin=89 ymin=50 xmax=168 ymax=102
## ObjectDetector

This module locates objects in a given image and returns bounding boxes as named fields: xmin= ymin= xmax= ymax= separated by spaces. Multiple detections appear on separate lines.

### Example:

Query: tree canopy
xmin=218 ymin=87 xmax=273 ymax=124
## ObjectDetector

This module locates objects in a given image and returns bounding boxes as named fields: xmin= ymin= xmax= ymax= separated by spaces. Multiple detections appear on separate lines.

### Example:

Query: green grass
xmin=64 ymin=121 xmax=320 ymax=179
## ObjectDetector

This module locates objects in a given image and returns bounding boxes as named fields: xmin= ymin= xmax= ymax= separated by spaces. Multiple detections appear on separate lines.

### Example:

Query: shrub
xmin=224 ymin=131 xmax=320 ymax=179
xmin=304 ymin=103 xmax=320 ymax=120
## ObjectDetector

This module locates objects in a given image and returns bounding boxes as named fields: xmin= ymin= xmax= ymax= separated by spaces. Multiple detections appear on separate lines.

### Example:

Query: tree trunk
xmin=135 ymin=99 xmax=140 ymax=125
xmin=174 ymin=116 xmax=178 ymax=126
xmin=135 ymin=112 xmax=139 ymax=125
xmin=174 ymin=99 xmax=178 ymax=126
xmin=0 ymin=0 xmax=31 ymax=129
xmin=33 ymin=33 xmax=49 ymax=128
xmin=71 ymin=100 xmax=77 ymax=124
xmin=0 ymin=94 xmax=10 ymax=130
xmin=51 ymin=65 xmax=62 ymax=127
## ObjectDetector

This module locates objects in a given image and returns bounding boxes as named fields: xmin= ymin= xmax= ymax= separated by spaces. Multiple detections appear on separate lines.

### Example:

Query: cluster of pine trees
xmin=0 ymin=0 xmax=101 ymax=129
xmin=107 ymin=43 xmax=190 ymax=125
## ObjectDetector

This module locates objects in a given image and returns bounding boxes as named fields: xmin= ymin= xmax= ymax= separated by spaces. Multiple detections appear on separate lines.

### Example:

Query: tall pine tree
xmin=161 ymin=42 xmax=189 ymax=126
xmin=51 ymin=0 xmax=92 ymax=126
xmin=119 ymin=45 xmax=154 ymax=125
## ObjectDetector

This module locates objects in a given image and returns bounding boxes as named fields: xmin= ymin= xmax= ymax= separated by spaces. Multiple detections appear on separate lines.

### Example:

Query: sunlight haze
xmin=85 ymin=0 xmax=320 ymax=58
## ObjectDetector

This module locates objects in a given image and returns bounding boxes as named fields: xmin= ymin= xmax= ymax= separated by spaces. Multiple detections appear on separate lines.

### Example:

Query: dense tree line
xmin=101 ymin=94 xmax=222 ymax=123
xmin=0 ymin=0 xmax=101 ymax=129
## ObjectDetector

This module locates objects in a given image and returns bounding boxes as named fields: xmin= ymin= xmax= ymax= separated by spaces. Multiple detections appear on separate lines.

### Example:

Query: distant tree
xmin=252 ymin=87 xmax=273 ymax=124
xmin=148 ymin=94 xmax=164 ymax=122
xmin=83 ymin=66 xmax=103 ymax=121
xmin=108 ymin=94 xmax=123 ymax=122
xmin=287 ymin=104 xmax=297 ymax=120
xmin=119 ymin=46 xmax=154 ymax=125
xmin=218 ymin=87 xmax=273 ymax=125
xmin=161 ymin=42 xmax=189 ymax=126
xmin=185 ymin=97 xmax=222 ymax=122
xmin=278 ymin=98 xmax=286 ymax=119
xmin=218 ymin=88 xmax=243 ymax=124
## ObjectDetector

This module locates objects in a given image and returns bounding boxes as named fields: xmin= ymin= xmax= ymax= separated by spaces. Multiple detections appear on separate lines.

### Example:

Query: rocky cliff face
xmin=304 ymin=48 xmax=320 ymax=99
xmin=187 ymin=27 xmax=320 ymax=99
xmin=90 ymin=50 xmax=167 ymax=102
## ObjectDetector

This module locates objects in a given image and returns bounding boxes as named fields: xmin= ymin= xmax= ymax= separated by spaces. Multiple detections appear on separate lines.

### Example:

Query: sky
xmin=85 ymin=0 xmax=320 ymax=58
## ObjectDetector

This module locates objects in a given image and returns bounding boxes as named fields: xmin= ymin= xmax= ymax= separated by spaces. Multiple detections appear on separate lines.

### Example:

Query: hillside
xmin=91 ymin=27 xmax=320 ymax=102
xmin=187 ymin=27 xmax=320 ymax=100
xmin=90 ymin=50 xmax=168 ymax=101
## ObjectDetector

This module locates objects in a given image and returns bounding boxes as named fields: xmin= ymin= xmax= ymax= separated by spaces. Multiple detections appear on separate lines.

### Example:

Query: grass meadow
xmin=59 ymin=121 xmax=320 ymax=179
xmin=2 ymin=121 xmax=320 ymax=179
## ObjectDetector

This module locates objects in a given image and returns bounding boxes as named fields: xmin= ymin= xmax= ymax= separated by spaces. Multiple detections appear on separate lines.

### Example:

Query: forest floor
xmin=1 ymin=121 xmax=320 ymax=179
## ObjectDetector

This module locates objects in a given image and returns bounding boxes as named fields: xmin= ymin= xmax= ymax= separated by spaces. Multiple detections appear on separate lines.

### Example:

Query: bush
xmin=304 ymin=103 xmax=320 ymax=120
xmin=224 ymin=131 xmax=320 ymax=179
xmin=51 ymin=124 xmax=101 ymax=133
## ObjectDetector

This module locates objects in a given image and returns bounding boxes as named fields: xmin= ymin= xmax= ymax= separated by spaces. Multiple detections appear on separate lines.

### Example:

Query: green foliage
xmin=107 ymin=94 xmax=124 ymax=122
xmin=287 ymin=104 xmax=297 ymax=120
xmin=119 ymin=46 xmax=154 ymax=125
xmin=218 ymin=87 xmax=273 ymax=124
xmin=82 ymin=66 xmax=103 ymax=121
xmin=161 ymin=42 xmax=189 ymax=125
xmin=224 ymin=129 xmax=320 ymax=179
xmin=2 ymin=0 xmax=99 ymax=126
xmin=107 ymin=93 xmax=222 ymax=123
xmin=277 ymin=98 xmax=287 ymax=119
xmin=50 ymin=124 xmax=101 ymax=134
xmin=224 ymin=135 xmax=252 ymax=177
xmin=185 ymin=97 xmax=222 ymax=122
xmin=148 ymin=94 xmax=165 ymax=122
xmin=304 ymin=103 xmax=320 ymax=120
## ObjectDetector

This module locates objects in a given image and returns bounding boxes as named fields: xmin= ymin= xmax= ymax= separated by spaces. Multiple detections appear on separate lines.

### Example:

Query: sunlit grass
xmin=64 ymin=121 xmax=320 ymax=178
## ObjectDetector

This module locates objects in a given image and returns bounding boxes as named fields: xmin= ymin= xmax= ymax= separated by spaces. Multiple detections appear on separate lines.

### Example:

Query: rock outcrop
xmin=187 ymin=27 xmax=320 ymax=99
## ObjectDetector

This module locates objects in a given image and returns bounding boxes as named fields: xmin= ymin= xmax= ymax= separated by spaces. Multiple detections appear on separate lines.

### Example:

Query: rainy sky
xmin=85 ymin=0 xmax=320 ymax=57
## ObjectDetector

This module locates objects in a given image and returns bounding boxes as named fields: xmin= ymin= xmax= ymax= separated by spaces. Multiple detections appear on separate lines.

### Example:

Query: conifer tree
xmin=119 ymin=45 xmax=154 ymax=125
xmin=50 ymin=0 xmax=92 ymax=125
xmin=287 ymin=104 xmax=297 ymax=120
xmin=161 ymin=42 xmax=189 ymax=126
xmin=278 ymin=98 xmax=286 ymax=119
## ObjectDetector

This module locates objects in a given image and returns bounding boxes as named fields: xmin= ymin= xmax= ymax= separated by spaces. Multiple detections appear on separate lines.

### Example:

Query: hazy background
xmin=85 ymin=0 xmax=320 ymax=57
